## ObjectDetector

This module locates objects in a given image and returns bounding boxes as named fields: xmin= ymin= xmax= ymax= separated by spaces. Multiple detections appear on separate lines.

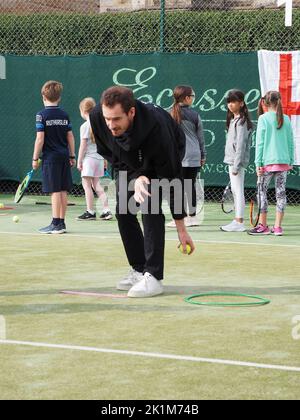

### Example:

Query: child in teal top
xmin=249 ymin=91 xmax=294 ymax=236
xmin=255 ymin=110 xmax=294 ymax=168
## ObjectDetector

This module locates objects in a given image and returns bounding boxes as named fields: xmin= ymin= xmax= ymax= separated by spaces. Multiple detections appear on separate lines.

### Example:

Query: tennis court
xmin=0 ymin=194 xmax=300 ymax=400
xmin=1 ymin=0 xmax=300 ymax=403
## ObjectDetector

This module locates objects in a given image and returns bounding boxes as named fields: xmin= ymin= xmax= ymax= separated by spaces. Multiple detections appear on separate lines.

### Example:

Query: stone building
xmin=0 ymin=0 xmax=299 ymax=14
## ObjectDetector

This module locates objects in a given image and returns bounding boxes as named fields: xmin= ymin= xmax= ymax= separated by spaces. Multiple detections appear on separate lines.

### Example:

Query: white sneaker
xmin=166 ymin=220 xmax=177 ymax=228
xmin=117 ymin=269 xmax=144 ymax=291
xmin=127 ymin=272 xmax=164 ymax=298
xmin=185 ymin=216 xmax=200 ymax=227
xmin=220 ymin=220 xmax=246 ymax=232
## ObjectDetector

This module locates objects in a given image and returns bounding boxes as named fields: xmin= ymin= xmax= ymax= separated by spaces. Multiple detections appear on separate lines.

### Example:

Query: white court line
xmin=0 ymin=339 xmax=300 ymax=373
xmin=188 ymin=239 xmax=300 ymax=249
xmin=1 ymin=230 xmax=300 ymax=248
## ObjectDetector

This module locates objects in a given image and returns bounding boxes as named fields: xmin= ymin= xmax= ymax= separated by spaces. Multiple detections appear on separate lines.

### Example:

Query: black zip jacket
xmin=90 ymin=100 xmax=185 ymax=178
xmin=90 ymin=100 xmax=187 ymax=219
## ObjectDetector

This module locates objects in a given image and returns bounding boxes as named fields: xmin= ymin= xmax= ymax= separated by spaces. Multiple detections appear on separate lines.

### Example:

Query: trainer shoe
xmin=60 ymin=222 xmax=67 ymax=234
xmin=220 ymin=220 xmax=246 ymax=232
xmin=271 ymin=226 xmax=283 ymax=236
xmin=100 ymin=210 xmax=113 ymax=221
xmin=127 ymin=272 xmax=164 ymax=298
xmin=77 ymin=211 xmax=96 ymax=221
xmin=39 ymin=223 xmax=65 ymax=234
xmin=185 ymin=216 xmax=200 ymax=227
xmin=116 ymin=269 xmax=144 ymax=291
xmin=248 ymin=224 xmax=271 ymax=236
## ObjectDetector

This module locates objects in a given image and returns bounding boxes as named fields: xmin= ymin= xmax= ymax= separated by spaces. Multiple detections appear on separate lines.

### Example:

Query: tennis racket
xmin=250 ymin=176 xmax=262 ymax=228
xmin=14 ymin=160 xmax=41 ymax=204
xmin=221 ymin=182 xmax=234 ymax=214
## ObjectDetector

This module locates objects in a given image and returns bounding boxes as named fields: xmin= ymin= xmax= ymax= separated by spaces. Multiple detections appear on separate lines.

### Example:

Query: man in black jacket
xmin=90 ymin=86 xmax=195 ymax=298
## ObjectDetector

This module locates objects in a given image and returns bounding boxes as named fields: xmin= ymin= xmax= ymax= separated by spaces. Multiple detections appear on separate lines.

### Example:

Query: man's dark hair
xmin=101 ymin=86 xmax=136 ymax=114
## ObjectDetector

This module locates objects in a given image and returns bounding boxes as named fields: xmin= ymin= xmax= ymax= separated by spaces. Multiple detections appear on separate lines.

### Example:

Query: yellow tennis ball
xmin=179 ymin=244 xmax=192 ymax=255
xmin=13 ymin=216 xmax=19 ymax=223
xmin=0 ymin=203 xmax=4 ymax=209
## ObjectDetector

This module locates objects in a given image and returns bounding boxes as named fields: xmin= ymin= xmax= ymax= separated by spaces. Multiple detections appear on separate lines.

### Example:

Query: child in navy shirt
xmin=32 ymin=80 xmax=76 ymax=234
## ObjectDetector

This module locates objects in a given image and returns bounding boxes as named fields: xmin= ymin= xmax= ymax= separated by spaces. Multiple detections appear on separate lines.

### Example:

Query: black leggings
xmin=182 ymin=167 xmax=200 ymax=217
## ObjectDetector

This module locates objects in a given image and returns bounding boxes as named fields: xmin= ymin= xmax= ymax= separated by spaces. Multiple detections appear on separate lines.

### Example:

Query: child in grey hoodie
xmin=168 ymin=85 xmax=206 ymax=228
xmin=221 ymin=90 xmax=253 ymax=232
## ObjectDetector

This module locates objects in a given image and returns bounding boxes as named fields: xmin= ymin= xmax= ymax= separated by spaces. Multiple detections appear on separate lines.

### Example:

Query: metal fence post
xmin=160 ymin=0 xmax=166 ymax=53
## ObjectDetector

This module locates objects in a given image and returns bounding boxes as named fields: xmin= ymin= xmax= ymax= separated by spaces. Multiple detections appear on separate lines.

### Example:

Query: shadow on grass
xmin=0 ymin=285 xmax=299 ymax=316
xmin=1 ymin=285 xmax=300 ymax=298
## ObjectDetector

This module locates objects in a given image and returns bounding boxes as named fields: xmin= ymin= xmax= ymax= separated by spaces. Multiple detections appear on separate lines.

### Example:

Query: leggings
xmin=260 ymin=171 xmax=288 ymax=213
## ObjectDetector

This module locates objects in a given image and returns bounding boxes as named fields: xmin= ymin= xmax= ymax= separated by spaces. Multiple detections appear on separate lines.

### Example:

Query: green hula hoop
xmin=184 ymin=292 xmax=271 ymax=307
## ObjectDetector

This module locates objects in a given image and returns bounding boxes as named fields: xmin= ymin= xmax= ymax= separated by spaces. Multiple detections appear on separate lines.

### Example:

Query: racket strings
xmin=14 ymin=174 xmax=31 ymax=203
xmin=221 ymin=184 xmax=234 ymax=214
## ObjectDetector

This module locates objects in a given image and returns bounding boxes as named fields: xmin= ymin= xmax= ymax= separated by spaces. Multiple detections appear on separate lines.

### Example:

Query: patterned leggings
xmin=260 ymin=171 xmax=288 ymax=214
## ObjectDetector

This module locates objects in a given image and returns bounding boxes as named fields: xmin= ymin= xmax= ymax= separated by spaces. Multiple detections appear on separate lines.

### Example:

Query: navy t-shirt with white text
xmin=36 ymin=106 xmax=72 ymax=162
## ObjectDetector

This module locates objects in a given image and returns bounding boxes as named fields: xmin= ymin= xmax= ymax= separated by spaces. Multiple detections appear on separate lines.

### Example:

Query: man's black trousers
xmin=115 ymin=175 xmax=165 ymax=281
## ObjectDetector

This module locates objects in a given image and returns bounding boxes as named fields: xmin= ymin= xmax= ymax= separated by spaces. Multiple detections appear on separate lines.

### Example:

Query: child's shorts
xmin=42 ymin=160 xmax=73 ymax=193
xmin=81 ymin=157 xmax=104 ymax=178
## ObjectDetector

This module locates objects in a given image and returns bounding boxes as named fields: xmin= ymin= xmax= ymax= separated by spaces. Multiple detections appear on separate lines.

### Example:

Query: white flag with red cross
xmin=258 ymin=50 xmax=300 ymax=166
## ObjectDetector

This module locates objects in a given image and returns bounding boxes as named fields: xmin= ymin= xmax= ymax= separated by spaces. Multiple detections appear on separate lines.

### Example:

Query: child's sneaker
xmin=39 ymin=223 xmax=64 ymax=234
xmin=60 ymin=222 xmax=67 ymax=233
xmin=100 ymin=210 xmax=113 ymax=221
xmin=271 ymin=226 xmax=283 ymax=236
xmin=220 ymin=220 xmax=246 ymax=232
xmin=77 ymin=211 xmax=96 ymax=221
xmin=185 ymin=216 xmax=200 ymax=227
xmin=248 ymin=224 xmax=271 ymax=236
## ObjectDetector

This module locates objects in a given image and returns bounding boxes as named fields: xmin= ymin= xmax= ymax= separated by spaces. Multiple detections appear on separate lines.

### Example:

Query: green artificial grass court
xmin=0 ymin=193 xmax=300 ymax=400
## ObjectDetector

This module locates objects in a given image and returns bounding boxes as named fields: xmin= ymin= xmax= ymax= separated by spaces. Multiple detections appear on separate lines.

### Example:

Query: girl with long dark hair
xmin=221 ymin=89 xmax=253 ymax=232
